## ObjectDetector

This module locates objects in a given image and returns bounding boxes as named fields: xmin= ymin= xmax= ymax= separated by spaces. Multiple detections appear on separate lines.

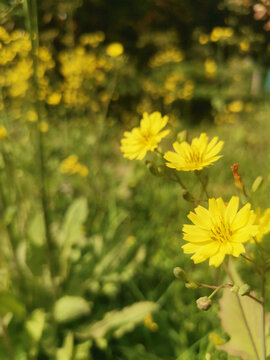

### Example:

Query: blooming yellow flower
xmin=106 ymin=42 xmax=124 ymax=57
xmin=120 ymin=112 xmax=170 ymax=160
xmin=39 ymin=121 xmax=49 ymax=133
xmin=182 ymin=197 xmax=258 ymax=267
xmin=164 ymin=133 xmax=223 ymax=171
xmin=254 ymin=208 xmax=270 ymax=242
xmin=46 ymin=92 xmax=62 ymax=106
xmin=0 ymin=125 xmax=7 ymax=139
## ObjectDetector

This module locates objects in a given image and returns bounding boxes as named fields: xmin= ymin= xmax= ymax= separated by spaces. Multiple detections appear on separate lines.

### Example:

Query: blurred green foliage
xmin=0 ymin=0 xmax=270 ymax=359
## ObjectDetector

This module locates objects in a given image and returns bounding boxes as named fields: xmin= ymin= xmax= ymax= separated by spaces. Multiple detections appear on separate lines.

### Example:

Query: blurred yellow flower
xmin=240 ymin=40 xmax=250 ymax=52
xmin=0 ymin=125 xmax=7 ymax=139
xmin=26 ymin=110 xmax=38 ymax=122
xmin=182 ymin=197 xmax=258 ymax=267
xmin=205 ymin=58 xmax=217 ymax=77
xmin=47 ymin=92 xmax=62 ymax=106
xmin=120 ymin=112 xmax=170 ymax=160
xmin=60 ymin=155 xmax=88 ymax=177
xmin=228 ymin=100 xmax=243 ymax=113
xmin=106 ymin=42 xmax=124 ymax=57
xmin=199 ymin=34 xmax=209 ymax=45
xmin=164 ymin=133 xmax=223 ymax=171
xmin=255 ymin=208 xmax=270 ymax=242
xmin=144 ymin=314 xmax=159 ymax=332
xmin=39 ymin=121 xmax=49 ymax=133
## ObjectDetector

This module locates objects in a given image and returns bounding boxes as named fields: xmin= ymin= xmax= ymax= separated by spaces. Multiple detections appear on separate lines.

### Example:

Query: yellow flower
xmin=255 ymin=208 xmax=270 ymax=242
xmin=60 ymin=155 xmax=79 ymax=174
xmin=120 ymin=112 xmax=170 ymax=160
xmin=39 ymin=121 xmax=49 ymax=133
xmin=164 ymin=133 xmax=223 ymax=171
xmin=46 ymin=92 xmax=61 ymax=106
xmin=0 ymin=125 xmax=7 ymax=139
xmin=182 ymin=197 xmax=258 ymax=267
xmin=106 ymin=42 xmax=124 ymax=57
xmin=228 ymin=100 xmax=243 ymax=113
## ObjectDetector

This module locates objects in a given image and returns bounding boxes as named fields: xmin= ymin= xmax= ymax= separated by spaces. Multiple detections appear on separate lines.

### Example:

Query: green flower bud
xmin=252 ymin=176 xmax=263 ymax=192
xmin=177 ymin=130 xmax=187 ymax=143
xmin=185 ymin=281 xmax=199 ymax=289
xmin=238 ymin=284 xmax=250 ymax=296
xmin=182 ymin=189 xmax=195 ymax=203
xmin=230 ymin=285 xmax=239 ymax=293
xmin=196 ymin=296 xmax=212 ymax=311
xmin=173 ymin=267 xmax=187 ymax=281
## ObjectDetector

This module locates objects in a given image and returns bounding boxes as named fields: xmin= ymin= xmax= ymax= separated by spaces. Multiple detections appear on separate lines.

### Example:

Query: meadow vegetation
xmin=1 ymin=0 xmax=270 ymax=359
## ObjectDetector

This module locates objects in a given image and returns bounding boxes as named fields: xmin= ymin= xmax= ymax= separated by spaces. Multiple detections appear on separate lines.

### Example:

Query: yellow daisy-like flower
xmin=254 ymin=208 xmax=270 ymax=242
xmin=182 ymin=196 xmax=258 ymax=267
xmin=106 ymin=42 xmax=124 ymax=57
xmin=164 ymin=133 xmax=223 ymax=171
xmin=120 ymin=112 xmax=170 ymax=160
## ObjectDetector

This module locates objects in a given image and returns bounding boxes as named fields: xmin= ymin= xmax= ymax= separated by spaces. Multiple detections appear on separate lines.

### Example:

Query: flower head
xmin=182 ymin=196 xmax=258 ymax=267
xmin=120 ymin=112 xmax=170 ymax=160
xmin=0 ymin=125 xmax=7 ymax=139
xmin=164 ymin=133 xmax=223 ymax=171
xmin=106 ymin=42 xmax=124 ymax=57
xmin=254 ymin=208 xmax=270 ymax=242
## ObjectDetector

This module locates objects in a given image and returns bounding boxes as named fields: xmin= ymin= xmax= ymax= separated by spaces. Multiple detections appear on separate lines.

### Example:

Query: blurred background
xmin=1 ymin=0 xmax=270 ymax=359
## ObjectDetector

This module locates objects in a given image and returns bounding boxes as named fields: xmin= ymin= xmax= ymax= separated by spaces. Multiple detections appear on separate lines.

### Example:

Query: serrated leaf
xmin=25 ymin=309 xmax=46 ymax=342
xmin=56 ymin=332 xmax=74 ymax=360
xmin=76 ymin=301 xmax=159 ymax=340
xmin=53 ymin=296 xmax=91 ymax=323
xmin=218 ymin=263 xmax=270 ymax=360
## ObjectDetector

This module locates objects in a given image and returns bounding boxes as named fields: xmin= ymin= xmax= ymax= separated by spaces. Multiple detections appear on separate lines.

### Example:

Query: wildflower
xmin=182 ymin=196 xmax=258 ymax=267
xmin=254 ymin=208 xmax=270 ymax=242
xmin=228 ymin=100 xmax=243 ymax=113
xmin=26 ymin=110 xmax=38 ymax=122
xmin=46 ymin=92 xmax=62 ymax=106
xmin=60 ymin=155 xmax=79 ymax=174
xmin=164 ymin=133 xmax=223 ymax=171
xmin=0 ymin=125 xmax=7 ymax=139
xmin=120 ymin=112 xmax=170 ymax=160
xmin=106 ymin=42 xmax=124 ymax=57
xmin=39 ymin=121 xmax=49 ymax=133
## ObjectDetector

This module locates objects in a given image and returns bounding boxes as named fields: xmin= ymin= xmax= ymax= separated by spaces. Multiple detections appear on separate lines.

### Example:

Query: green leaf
xmin=53 ymin=296 xmax=91 ymax=323
xmin=28 ymin=212 xmax=45 ymax=247
xmin=25 ymin=309 xmax=46 ymax=342
xmin=60 ymin=197 xmax=88 ymax=247
xmin=76 ymin=301 xmax=159 ymax=340
xmin=59 ymin=197 xmax=88 ymax=278
xmin=218 ymin=263 xmax=270 ymax=360
xmin=56 ymin=332 xmax=74 ymax=360
xmin=0 ymin=291 xmax=26 ymax=319
xmin=74 ymin=340 xmax=92 ymax=360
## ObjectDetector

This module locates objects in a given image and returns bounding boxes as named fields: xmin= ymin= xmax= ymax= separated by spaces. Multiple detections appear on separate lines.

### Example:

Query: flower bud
xmin=182 ymin=189 xmax=195 ymax=203
xmin=177 ymin=130 xmax=187 ymax=143
xmin=230 ymin=285 xmax=239 ymax=293
xmin=185 ymin=281 xmax=199 ymax=289
xmin=196 ymin=296 xmax=212 ymax=311
xmin=252 ymin=176 xmax=263 ymax=192
xmin=146 ymin=161 xmax=162 ymax=177
xmin=173 ymin=267 xmax=187 ymax=281
xmin=238 ymin=284 xmax=250 ymax=296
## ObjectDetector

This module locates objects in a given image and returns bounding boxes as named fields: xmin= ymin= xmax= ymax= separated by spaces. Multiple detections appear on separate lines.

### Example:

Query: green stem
xmin=195 ymin=170 xmax=210 ymax=199
xmin=261 ymin=270 xmax=266 ymax=360
xmin=26 ymin=0 xmax=57 ymax=295
xmin=0 ymin=312 xmax=14 ymax=360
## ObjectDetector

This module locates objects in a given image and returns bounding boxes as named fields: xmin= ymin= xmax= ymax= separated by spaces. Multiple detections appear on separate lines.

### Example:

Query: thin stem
xmin=195 ymin=170 xmax=210 ymax=199
xmin=26 ymin=0 xmax=57 ymax=295
xmin=0 ymin=312 xmax=14 ymax=360
xmin=261 ymin=270 xmax=266 ymax=360
xmin=240 ymin=254 xmax=262 ymax=275
xmin=223 ymin=262 xmax=261 ymax=360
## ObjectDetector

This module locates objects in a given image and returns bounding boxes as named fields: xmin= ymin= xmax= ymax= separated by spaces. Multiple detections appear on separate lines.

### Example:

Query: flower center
xmin=185 ymin=148 xmax=202 ymax=164
xmin=210 ymin=221 xmax=232 ymax=243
